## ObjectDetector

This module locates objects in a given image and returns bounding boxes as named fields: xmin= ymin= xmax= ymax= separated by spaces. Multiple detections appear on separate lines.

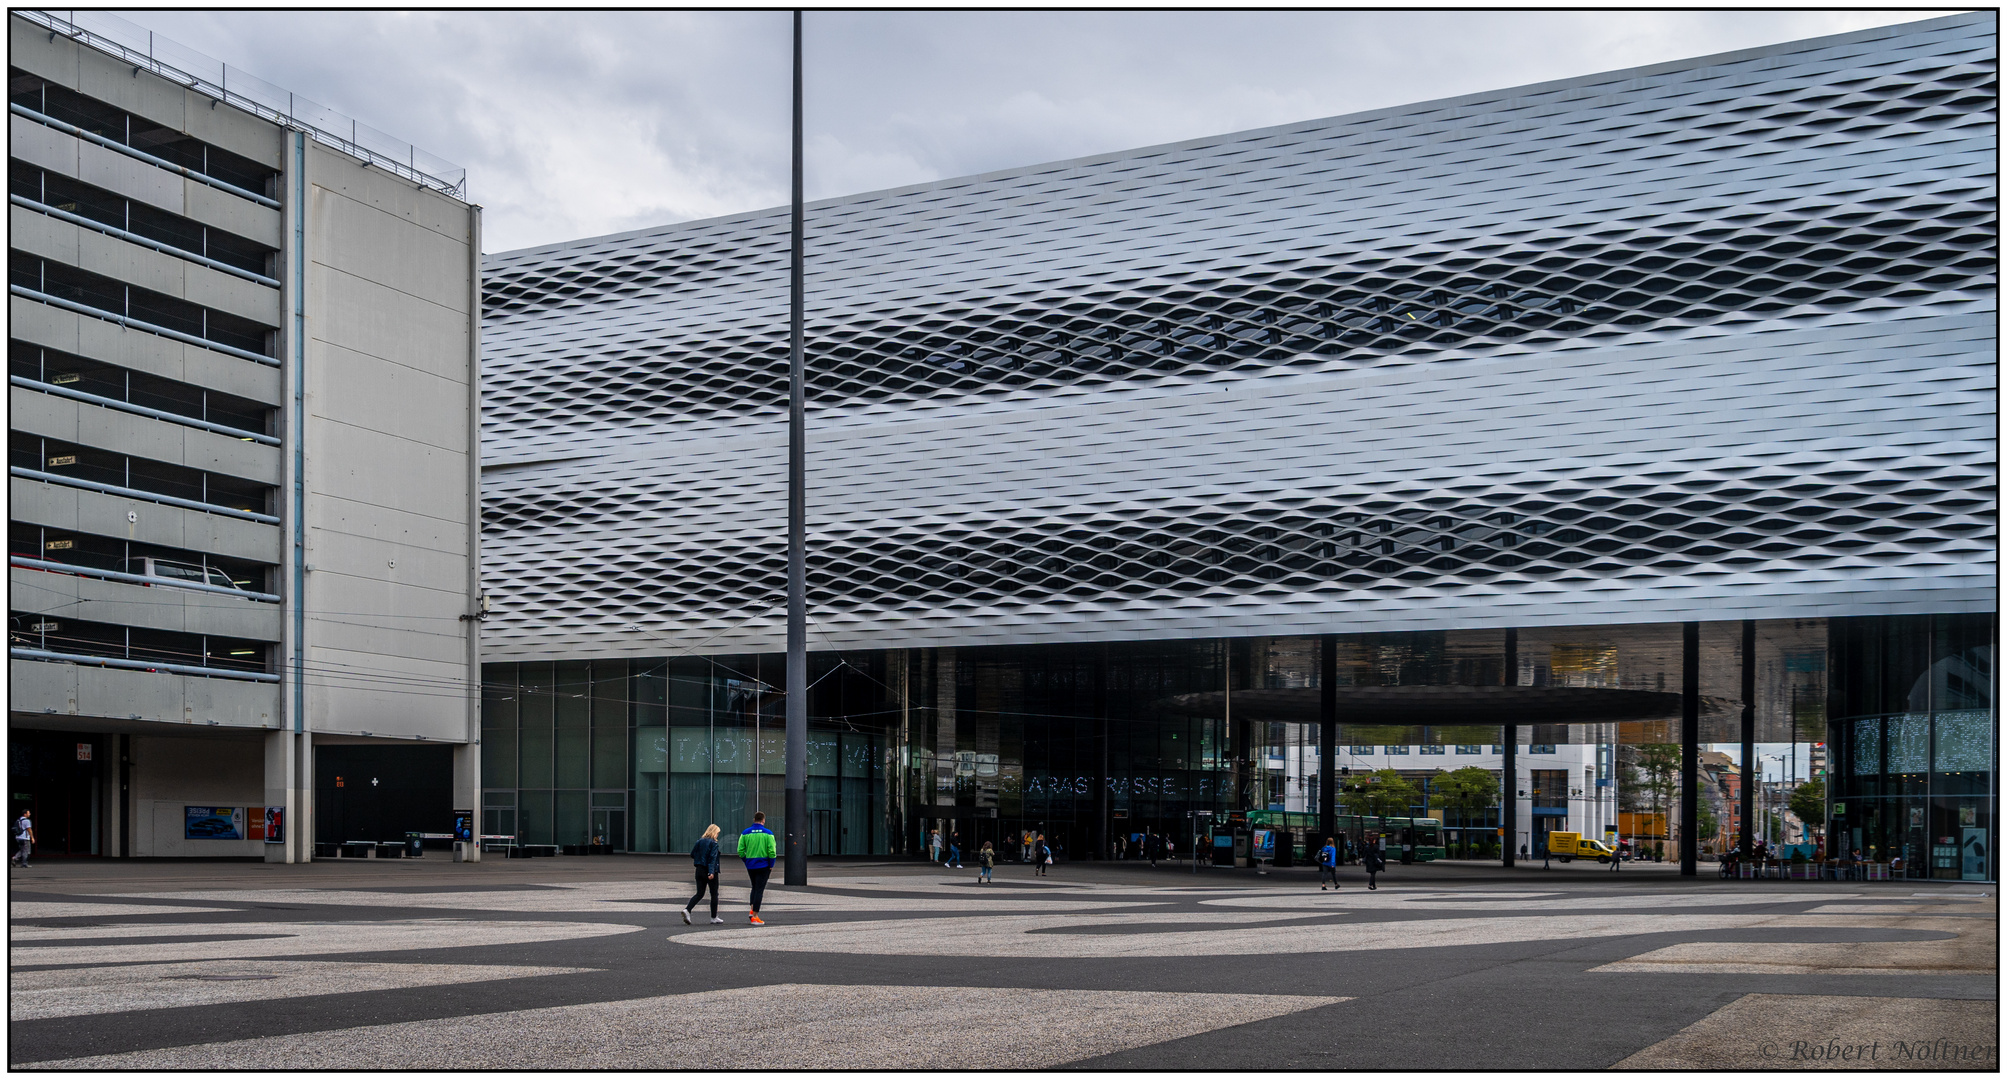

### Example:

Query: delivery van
xmin=1546 ymin=831 xmax=1616 ymax=863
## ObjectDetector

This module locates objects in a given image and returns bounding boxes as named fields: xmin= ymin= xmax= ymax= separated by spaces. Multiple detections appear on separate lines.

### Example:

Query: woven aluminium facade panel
xmin=479 ymin=14 xmax=1996 ymax=662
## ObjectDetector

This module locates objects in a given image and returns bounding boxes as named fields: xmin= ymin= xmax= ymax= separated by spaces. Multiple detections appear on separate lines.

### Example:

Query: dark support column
xmin=1680 ymin=621 xmax=1700 ymax=877
xmin=1503 ymin=628 xmax=1518 ymax=869
xmin=1094 ymin=644 xmax=1110 ymax=860
xmin=1739 ymin=619 xmax=1756 ymax=857
xmin=1320 ymin=634 xmax=1337 ymax=845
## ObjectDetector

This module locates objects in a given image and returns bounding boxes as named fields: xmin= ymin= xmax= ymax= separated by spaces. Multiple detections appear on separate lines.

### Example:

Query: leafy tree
xmin=1433 ymin=766 xmax=1499 ymax=857
xmin=1637 ymin=743 xmax=1682 ymax=841
xmin=1787 ymin=777 xmax=1826 ymax=838
xmin=1343 ymin=769 xmax=1421 ymax=820
xmin=1697 ymin=801 xmax=1719 ymax=846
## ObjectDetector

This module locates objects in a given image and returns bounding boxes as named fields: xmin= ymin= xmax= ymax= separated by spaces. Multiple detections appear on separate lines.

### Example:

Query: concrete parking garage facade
xmin=8 ymin=11 xmax=483 ymax=861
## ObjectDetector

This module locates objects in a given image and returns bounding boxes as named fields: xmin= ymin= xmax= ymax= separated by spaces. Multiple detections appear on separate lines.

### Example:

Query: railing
xmin=10 ymin=646 xmax=279 ymax=682
xmin=9 ymin=103 xmax=282 ymax=209
xmin=11 ymin=374 xmax=281 ymax=446
xmin=8 ymin=285 xmax=278 ymax=366
xmin=16 ymin=9 xmax=467 ymax=198
xmin=10 ymin=466 xmax=281 ymax=525
xmin=10 ymin=192 xmax=282 ymax=286
xmin=11 ymin=555 xmax=281 ymax=603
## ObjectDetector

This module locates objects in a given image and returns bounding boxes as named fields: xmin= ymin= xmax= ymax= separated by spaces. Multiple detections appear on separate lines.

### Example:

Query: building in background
xmin=7 ymin=11 xmax=482 ymax=860
xmin=476 ymin=15 xmax=1994 ymax=873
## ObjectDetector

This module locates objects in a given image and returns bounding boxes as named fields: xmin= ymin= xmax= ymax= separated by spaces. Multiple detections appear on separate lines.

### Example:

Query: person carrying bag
xmin=682 ymin=824 xmax=723 ymax=925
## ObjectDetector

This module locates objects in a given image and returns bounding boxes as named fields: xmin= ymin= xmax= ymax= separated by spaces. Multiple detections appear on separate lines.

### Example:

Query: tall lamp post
xmin=783 ymin=9 xmax=809 ymax=887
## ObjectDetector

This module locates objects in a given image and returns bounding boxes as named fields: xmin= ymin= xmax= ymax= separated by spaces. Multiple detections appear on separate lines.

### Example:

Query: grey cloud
xmin=118 ymin=9 xmax=1952 ymax=253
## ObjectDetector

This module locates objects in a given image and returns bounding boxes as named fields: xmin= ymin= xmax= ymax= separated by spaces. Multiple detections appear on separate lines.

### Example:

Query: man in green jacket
xmin=737 ymin=811 xmax=778 ymax=925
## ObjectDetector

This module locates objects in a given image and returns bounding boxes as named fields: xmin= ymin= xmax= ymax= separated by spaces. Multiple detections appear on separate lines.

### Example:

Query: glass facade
xmin=1828 ymin=613 xmax=1996 ymax=881
xmin=481 ymin=614 xmax=1993 ymax=876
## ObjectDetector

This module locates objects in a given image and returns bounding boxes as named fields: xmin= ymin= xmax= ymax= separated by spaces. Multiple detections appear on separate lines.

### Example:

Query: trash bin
xmin=1273 ymin=829 xmax=1295 ymax=868
xmin=405 ymin=833 xmax=424 ymax=858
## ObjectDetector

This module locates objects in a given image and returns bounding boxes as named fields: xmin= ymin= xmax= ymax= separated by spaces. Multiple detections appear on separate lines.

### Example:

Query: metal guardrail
xmin=17 ymin=9 xmax=467 ymax=198
xmin=8 ymin=285 xmax=279 ymax=366
xmin=12 ymin=375 xmax=281 ymax=446
xmin=10 ymin=646 xmax=280 ymax=682
xmin=9 ymin=466 xmax=282 ymax=524
xmin=11 ymin=193 xmax=283 ymax=287
xmin=9 ymin=103 xmax=282 ymax=209
xmin=10 ymin=554 xmax=281 ymax=602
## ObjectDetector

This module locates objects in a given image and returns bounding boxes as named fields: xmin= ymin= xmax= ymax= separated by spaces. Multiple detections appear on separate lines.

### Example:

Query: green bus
xmin=1248 ymin=811 xmax=1446 ymax=862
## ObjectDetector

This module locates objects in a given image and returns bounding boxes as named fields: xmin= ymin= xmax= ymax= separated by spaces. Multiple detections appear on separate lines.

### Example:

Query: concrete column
xmin=295 ymin=734 xmax=314 ymax=861
xmin=453 ymin=741 xmax=481 ymax=862
xmin=262 ymin=730 xmax=294 ymax=863
xmin=1680 ymin=621 xmax=1700 ymax=876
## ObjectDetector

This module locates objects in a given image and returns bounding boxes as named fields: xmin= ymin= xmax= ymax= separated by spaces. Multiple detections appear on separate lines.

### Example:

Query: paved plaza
xmin=8 ymin=855 xmax=1996 ymax=1070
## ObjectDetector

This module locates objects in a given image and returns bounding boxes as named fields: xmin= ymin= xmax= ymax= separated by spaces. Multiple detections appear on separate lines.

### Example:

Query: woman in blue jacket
xmin=682 ymin=824 xmax=723 ymax=925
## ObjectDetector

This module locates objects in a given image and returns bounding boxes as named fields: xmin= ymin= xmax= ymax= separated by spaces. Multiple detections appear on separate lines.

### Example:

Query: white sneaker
xmin=681 ymin=908 xmax=692 ymax=925
xmin=709 ymin=917 xmax=724 ymax=924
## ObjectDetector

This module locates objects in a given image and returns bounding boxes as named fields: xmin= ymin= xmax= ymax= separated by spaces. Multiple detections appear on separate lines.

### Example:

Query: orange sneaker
xmin=749 ymin=912 xmax=765 ymax=925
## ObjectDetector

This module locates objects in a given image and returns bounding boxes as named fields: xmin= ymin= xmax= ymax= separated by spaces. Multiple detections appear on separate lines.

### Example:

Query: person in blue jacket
xmin=738 ymin=811 xmax=778 ymax=925
xmin=682 ymin=824 xmax=723 ymax=925
xmin=1317 ymin=836 xmax=1341 ymax=891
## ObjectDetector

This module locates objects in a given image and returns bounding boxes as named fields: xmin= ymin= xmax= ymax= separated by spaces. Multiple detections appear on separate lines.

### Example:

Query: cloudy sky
xmin=117 ymin=9 xmax=1948 ymax=254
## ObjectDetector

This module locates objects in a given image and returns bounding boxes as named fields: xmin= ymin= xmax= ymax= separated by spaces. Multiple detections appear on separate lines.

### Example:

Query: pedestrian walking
xmin=737 ymin=811 xmax=778 ymax=925
xmin=11 ymin=809 xmax=32 ymax=868
xmin=1036 ymin=837 xmax=1053 ymax=876
xmin=682 ymin=824 xmax=724 ymax=925
xmin=978 ymin=841 xmax=995 ymax=883
xmin=1363 ymin=841 xmax=1385 ymax=890
xmin=1607 ymin=841 xmax=1621 ymax=871
xmin=948 ymin=831 xmax=963 ymax=868
xmin=928 ymin=828 xmax=942 ymax=864
xmin=1317 ymin=836 xmax=1341 ymax=890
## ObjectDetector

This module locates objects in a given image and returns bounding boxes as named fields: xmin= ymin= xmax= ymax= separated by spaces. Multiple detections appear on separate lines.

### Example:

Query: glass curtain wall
xmin=480 ymin=613 xmax=1994 ymax=875
xmin=483 ymin=653 xmax=896 ymax=854
xmin=1829 ymin=613 xmax=1995 ymax=881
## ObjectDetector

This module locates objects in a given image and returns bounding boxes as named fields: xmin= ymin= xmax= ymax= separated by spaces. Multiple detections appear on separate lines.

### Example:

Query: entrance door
xmin=8 ymin=732 xmax=102 ymax=855
xmin=483 ymin=807 xmax=516 ymax=848
xmin=810 ymin=809 xmax=835 ymax=855
xmin=590 ymin=808 xmax=627 ymax=852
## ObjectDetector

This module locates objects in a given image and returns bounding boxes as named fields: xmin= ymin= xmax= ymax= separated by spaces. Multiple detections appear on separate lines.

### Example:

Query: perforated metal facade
xmin=479 ymin=14 xmax=1996 ymax=662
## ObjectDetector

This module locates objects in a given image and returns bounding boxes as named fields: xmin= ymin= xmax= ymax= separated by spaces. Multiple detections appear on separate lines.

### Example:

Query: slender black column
xmin=1739 ymin=619 xmax=1756 ymax=857
xmin=1093 ymin=644 xmax=1110 ymax=860
xmin=1502 ymin=628 xmax=1518 ymax=869
xmin=1319 ymin=633 xmax=1337 ymax=845
xmin=1680 ymin=621 xmax=1700 ymax=877
xmin=782 ymin=10 xmax=809 ymax=887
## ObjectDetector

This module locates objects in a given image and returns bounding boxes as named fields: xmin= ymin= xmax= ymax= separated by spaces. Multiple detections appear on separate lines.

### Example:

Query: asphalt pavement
xmin=8 ymin=853 xmax=1996 ymax=1070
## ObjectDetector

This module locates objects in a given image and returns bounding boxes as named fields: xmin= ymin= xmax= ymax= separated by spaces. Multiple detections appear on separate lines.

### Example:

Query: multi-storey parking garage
xmin=478 ymin=14 xmax=1995 ymax=874
xmin=7 ymin=11 xmax=483 ymax=860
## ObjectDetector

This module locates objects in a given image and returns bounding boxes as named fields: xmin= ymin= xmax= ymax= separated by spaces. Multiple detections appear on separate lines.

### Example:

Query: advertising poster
xmin=1253 ymin=828 xmax=1275 ymax=860
xmin=184 ymin=806 xmax=245 ymax=840
xmin=264 ymin=806 xmax=285 ymax=844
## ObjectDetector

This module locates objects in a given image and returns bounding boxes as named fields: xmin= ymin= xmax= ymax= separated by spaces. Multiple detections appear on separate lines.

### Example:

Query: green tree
xmin=1343 ymin=769 xmax=1421 ymax=820
xmin=1787 ymin=777 xmax=1826 ymax=839
xmin=1433 ymin=766 xmax=1499 ymax=858
xmin=1697 ymin=801 xmax=1719 ymax=849
xmin=1637 ymin=743 xmax=1682 ymax=842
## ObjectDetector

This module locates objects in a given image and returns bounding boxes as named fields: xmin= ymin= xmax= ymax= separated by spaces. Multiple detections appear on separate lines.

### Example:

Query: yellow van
xmin=1546 ymin=832 xmax=1616 ymax=863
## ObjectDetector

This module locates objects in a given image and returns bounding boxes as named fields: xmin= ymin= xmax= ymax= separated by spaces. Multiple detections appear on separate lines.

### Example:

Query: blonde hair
xmin=702 ymin=824 xmax=721 ymax=840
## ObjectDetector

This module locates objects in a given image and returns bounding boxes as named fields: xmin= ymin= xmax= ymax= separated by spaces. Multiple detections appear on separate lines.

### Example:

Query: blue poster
xmin=184 ymin=806 xmax=244 ymax=840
